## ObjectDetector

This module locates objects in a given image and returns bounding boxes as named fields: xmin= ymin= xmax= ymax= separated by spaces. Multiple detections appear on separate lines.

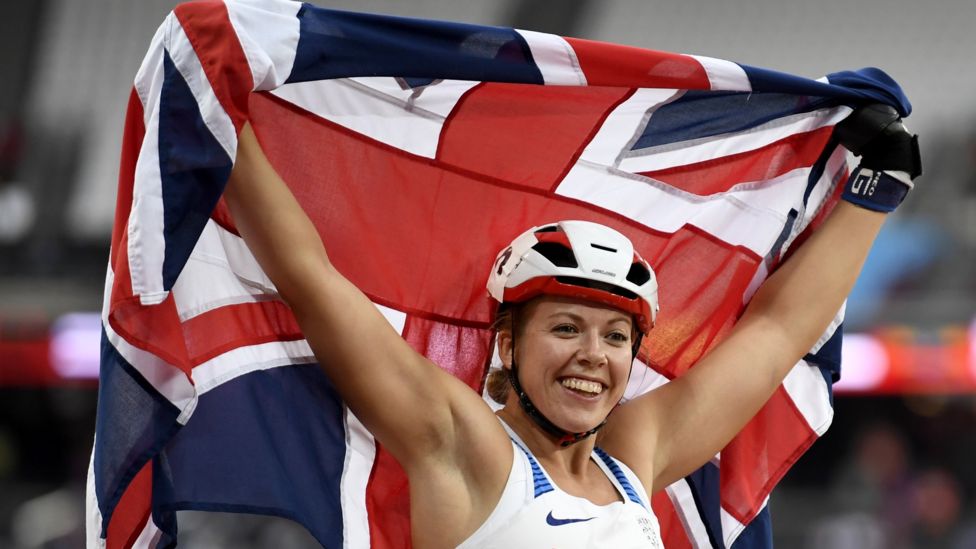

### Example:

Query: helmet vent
xmin=626 ymin=262 xmax=652 ymax=286
xmin=532 ymin=242 xmax=578 ymax=268
xmin=590 ymin=243 xmax=617 ymax=253
xmin=555 ymin=276 xmax=638 ymax=299
xmin=534 ymin=226 xmax=559 ymax=233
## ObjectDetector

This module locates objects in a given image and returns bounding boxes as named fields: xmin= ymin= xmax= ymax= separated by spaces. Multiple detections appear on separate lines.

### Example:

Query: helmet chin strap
xmin=506 ymin=362 xmax=606 ymax=447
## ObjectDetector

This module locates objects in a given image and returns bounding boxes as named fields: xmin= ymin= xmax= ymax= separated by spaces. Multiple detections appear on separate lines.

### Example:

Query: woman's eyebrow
xmin=547 ymin=311 xmax=584 ymax=322
xmin=547 ymin=311 xmax=630 ymax=325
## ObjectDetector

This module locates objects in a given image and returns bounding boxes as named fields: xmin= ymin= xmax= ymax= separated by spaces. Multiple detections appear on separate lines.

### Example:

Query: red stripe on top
xmin=183 ymin=300 xmax=303 ymax=368
xmin=638 ymin=126 xmax=835 ymax=195
xmin=400 ymin=316 xmax=493 ymax=390
xmin=365 ymin=443 xmax=412 ymax=549
xmin=250 ymin=92 xmax=762 ymax=363
xmin=437 ymin=83 xmax=632 ymax=191
xmin=720 ymin=386 xmax=817 ymax=524
xmin=652 ymin=491 xmax=694 ymax=549
xmin=105 ymin=459 xmax=152 ymax=549
xmin=108 ymin=228 xmax=192 ymax=376
xmin=173 ymin=2 xmax=253 ymax=132
xmin=111 ymin=88 xmax=145 ymax=262
xmin=565 ymin=37 xmax=710 ymax=90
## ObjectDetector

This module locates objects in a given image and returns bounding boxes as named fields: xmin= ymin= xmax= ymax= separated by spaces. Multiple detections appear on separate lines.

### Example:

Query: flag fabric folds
xmin=87 ymin=1 xmax=912 ymax=547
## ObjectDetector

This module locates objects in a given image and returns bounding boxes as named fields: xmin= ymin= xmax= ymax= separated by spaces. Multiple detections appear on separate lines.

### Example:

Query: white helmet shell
xmin=487 ymin=220 xmax=659 ymax=332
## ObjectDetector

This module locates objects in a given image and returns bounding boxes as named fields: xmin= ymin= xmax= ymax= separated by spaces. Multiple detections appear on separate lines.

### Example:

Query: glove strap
xmin=842 ymin=167 xmax=913 ymax=213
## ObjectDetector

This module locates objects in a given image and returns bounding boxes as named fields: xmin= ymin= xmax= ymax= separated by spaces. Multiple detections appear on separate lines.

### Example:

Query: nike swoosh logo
xmin=546 ymin=511 xmax=596 ymax=526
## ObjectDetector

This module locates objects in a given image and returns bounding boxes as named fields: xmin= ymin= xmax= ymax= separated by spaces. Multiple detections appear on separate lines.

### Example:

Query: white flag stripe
xmin=721 ymin=498 xmax=767 ymax=547
xmin=128 ymin=60 xmax=168 ymax=305
xmin=192 ymin=306 xmax=400 ymax=398
xmin=191 ymin=302 xmax=405 ymax=396
xmin=666 ymin=480 xmax=715 ymax=548
xmin=619 ymin=107 xmax=851 ymax=174
xmin=191 ymin=339 xmax=317 ymax=395
xmin=622 ymin=359 xmax=670 ymax=403
xmin=172 ymin=220 xmax=277 ymax=322
xmin=783 ymin=361 xmax=835 ymax=436
xmin=796 ymin=147 xmax=850 ymax=248
xmin=133 ymin=15 xmax=169 ymax=111
xmin=515 ymin=30 xmax=586 ymax=86
xmin=810 ymin=303 xmax=845 ymax=355
xmin=346 ymin=77 xmax=478 ymax=120
xmin=271 ymin=77 xmax=478 ymax=159
xmin=341 ymin=410 xmax=377 ymax=549
xmin=689 ymin=55 xmax=751 ymax=92
xmin=86 ymin=447 xmax=105 ymax=549
xmin=130 ymin=516 xmax=163 ymax=549
xmin=224 ymin=0 xmax=302 ymax=91
xmin=573 ymin=87 xmax=684 ymax=169
xmin=556 ymin=162 xmax=811 ymax=257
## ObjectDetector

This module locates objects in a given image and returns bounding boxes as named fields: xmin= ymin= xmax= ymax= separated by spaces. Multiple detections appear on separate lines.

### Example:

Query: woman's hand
xmin=836 ymin=103 xmax=922 ymax=212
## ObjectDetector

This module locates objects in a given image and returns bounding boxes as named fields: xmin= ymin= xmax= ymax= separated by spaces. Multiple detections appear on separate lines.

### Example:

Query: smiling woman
xmin=223 ymin=98 xmax=920 ymax=547
xmin=486 ymin=220 xmax=658 ymax=447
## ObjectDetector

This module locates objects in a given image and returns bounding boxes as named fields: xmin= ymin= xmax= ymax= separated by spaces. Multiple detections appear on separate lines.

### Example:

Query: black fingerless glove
xmin=834 ymin=104 xmax=922 ymax=213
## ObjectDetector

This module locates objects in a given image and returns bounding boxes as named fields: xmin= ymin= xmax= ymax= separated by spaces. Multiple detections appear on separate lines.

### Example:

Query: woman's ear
xmin=497 ymin=329 xmax=513 ymax=370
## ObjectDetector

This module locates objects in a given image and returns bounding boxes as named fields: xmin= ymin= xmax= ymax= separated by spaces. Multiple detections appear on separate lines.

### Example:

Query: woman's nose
xmin=576 ymin=332 xmax=608 ymax=367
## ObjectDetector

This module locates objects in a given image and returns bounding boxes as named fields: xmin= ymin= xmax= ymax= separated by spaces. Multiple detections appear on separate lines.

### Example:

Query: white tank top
xmin=457 ymin=424 xmax=663 ymax=548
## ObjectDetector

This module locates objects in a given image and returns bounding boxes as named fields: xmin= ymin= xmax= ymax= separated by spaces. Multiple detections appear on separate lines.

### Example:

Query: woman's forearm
xmin=224 ymin=123 xmax=331 ymax=306
xmin=741 ymin=201 xmax=886 ymax=361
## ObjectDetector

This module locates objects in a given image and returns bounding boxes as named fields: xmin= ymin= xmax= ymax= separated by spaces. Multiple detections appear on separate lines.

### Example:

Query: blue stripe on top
xmin=593 ymin=448 xmax=644 ymax=508
xmin=743 ymin=64 xmax=911 ymax=116
xmin=158 ymin=49 xmax=233 ymax=292
xmin=154 ymin=363 xmax=347 ymax=549
xmin=289 ymin=4 xmax=545 ymax=85
xmin=631 ymin=90 xmax=835 ymax=151
xmin=513 ymin=443 xmax=554 ymax=498
xmin=95 ymin=328 xmax=182 ymax=538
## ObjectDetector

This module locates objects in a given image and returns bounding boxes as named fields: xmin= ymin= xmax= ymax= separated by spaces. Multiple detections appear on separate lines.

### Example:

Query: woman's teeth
xmin=561 ymin=378 xmax=604 ymax=395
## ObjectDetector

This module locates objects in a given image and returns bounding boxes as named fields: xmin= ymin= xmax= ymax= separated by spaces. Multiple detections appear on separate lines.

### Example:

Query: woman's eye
xmin=607 ymin=332 xmax=629 ymax=343
xmin=553 ymin=324 xmax=578 ymax=334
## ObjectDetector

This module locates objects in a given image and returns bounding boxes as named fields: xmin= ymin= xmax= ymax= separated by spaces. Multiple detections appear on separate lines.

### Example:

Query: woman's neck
xmin=497 ymin=406 xmax=596 ymax=475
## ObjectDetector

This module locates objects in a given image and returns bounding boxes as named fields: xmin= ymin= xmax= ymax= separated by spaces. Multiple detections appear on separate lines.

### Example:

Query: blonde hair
xmin=486 ymin=368 xmax=510 ymax=405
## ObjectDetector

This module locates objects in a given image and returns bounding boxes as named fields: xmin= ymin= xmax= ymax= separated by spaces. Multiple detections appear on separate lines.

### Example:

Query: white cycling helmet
xmin=487 ymin=220 xmax=659 ymax=332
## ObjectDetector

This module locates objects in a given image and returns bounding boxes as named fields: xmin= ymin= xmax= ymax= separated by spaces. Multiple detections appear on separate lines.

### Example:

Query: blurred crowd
xmin=808 ymin=421 xmax=976 ymax=548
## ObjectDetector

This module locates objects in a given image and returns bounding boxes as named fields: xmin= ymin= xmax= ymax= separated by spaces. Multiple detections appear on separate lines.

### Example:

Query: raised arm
xmin=223 ymin=124 xmax=509 ymax=482
xmin=600 ymin=105 xmax=922 ymax=492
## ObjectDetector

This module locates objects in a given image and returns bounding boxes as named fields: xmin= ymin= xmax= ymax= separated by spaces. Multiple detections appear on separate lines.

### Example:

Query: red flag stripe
xmin=436 ymin=83 xmax=634 ymax=192
xmin=182 ymin=300 xmax=304 ymax=367
xmin=720 ymin=386 xmax=818 ymax=523
xmin=111 ymin=88 xmax=145 ymax=261
xmin=639 ymin=126 xmax=835 ymax=195
xmin=105 ymin=460 xmax=153 ymax=549
xmin=565 ymin=37 xmax=711 ymax=90
xmin=652 ymin=491 xmax=695 ymax=549
xmin=173 ymin=2 xmax=254 ymax=132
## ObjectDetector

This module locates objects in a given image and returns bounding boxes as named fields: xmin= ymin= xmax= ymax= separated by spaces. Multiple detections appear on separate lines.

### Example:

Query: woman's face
xmin=500 ymin=295 xmax=635 ymax=434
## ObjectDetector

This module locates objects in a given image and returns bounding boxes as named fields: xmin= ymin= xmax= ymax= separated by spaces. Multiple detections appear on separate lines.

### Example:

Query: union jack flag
xmin=86 ymin=1 xmax=912 ymax=547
